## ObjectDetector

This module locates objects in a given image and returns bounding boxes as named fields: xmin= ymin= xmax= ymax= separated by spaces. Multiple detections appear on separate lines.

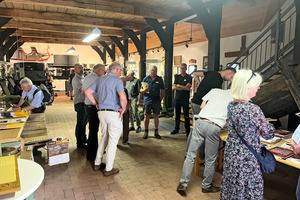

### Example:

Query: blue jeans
xmin=74 ymin=103 xmax=87 ymax=146
xmin=174 ymin=100 xmax=190 ymax=133
xmin=297 ymin=175 xmax=300 ymax=200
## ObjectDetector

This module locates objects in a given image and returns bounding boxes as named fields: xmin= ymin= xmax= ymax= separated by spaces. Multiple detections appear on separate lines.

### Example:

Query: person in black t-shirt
xmin=171 ymin=63 xmax=193 ymax=137
xmin=191 ymin=68 xmax=236 ymax=116
xmin=189 ymin=67 xmax=236 ymax=160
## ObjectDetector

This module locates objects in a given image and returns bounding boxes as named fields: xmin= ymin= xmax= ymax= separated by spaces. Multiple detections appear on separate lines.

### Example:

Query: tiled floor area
xmin=33 ymin=94 xmax=299 ymax=200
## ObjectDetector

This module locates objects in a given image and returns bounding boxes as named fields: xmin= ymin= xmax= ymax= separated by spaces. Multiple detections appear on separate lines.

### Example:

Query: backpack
xmin=33 ymin=84 xmax=51 ymax=102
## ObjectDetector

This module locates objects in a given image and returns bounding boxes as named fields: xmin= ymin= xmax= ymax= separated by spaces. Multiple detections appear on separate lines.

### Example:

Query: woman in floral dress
xmin=220 ymin=69 xmax=275 ymax=200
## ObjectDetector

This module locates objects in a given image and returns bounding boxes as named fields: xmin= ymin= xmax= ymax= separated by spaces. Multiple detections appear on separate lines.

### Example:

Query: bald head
xmin=93 ymin=64 xmax=106 ymax=77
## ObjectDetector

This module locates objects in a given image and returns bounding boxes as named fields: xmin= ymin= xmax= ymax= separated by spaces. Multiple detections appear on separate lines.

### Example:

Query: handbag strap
xmin=227 ymin=106 xmax=261 ymax=161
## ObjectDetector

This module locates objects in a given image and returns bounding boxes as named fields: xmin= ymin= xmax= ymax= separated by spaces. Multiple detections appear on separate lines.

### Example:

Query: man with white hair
xmin=85 ymin=62 xmax=127 ymax=177
xmin=13 ymin=77 xmax=45 ymax=113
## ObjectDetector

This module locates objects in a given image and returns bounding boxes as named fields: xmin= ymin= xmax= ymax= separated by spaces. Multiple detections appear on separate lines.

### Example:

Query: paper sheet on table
xmin=0 ymin=155 xmax=16 ymax=184
xmin=292 ymin=124 xmax=300 ymax=144
xmin=260 ymin=136 xmax=281 ymax=144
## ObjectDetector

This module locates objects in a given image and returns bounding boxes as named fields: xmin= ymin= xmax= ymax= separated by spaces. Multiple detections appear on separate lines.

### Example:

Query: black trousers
xmin=85 ymin=104 xmax=99 ymax=160
xmin=74 ymin=103 xmax=87 ymax=146
xmin=174 ymin=100 xmax=190 ymax=133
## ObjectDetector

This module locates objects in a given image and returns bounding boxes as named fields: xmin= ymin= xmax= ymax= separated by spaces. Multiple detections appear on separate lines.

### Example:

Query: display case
xmin=145 ymin=59 xmax=163 ymax=77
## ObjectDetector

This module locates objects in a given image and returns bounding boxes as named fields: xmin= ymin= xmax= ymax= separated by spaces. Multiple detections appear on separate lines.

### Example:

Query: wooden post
xmin=123 ymin=29 xmax=146 ymax=80
xmin=144 ymin=18 xmax=174 ymax=113
xmin=187 ymin=0 xmax=222 ymax=71
xmin=110 ymin=36 xmax=128 ymax=74
xmin=294 ymin=0 xmax=300 ymax=64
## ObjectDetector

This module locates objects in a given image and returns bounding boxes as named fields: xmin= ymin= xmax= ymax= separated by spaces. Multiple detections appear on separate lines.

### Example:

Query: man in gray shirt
xmin=85 ymin=62 xmax=127 ymax=177
xmin=83 ymin=64 xmax=106 ymax=160
xmin=72 ymin=63 xmax=88 ymax=149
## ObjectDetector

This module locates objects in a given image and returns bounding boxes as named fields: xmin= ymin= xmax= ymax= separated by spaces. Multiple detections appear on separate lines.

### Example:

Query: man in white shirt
xmin=177 ymin=89 xmax=233 ymax=196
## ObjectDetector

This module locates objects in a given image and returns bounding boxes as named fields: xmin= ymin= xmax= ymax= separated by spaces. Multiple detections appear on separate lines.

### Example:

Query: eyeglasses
xmin=247 ymin=70 xmax=256 ymax=84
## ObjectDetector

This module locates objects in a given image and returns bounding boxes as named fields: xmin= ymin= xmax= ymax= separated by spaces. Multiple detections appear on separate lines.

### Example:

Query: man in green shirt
xmin=125 ymin=70 xmax=142 ymax=133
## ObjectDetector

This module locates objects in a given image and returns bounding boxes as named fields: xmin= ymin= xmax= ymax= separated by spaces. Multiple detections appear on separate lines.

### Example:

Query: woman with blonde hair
xmin=220 ymin=69 xmax=275 ymax=200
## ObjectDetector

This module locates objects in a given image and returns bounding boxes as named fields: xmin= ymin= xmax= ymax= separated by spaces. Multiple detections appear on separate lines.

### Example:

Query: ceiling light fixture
xmin=185 ymin=42 xmax=189 ymax=48
xmin=67 ymin=24 xmax=76 ymax=53
xmin=83 ymin=27 xmax=101 ymax=43
xmin=151 ymin=49 xmax=154 ymax=54
xmin=82 ymin=0 xmax=101 ymax=43
xmin=157 ymin=48 xmax=160 ymax=53
xmin=67 ymin=46 xmax=75 ymax=54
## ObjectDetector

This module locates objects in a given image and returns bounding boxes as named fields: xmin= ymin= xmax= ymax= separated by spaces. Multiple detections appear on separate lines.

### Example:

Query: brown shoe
xmin=176 ymin=183 xmax=187 ymax=196
xmin=103 ymin=168 xmax=119 ymax=177
xmin=93 ymin=163 xmax=106 ymax=171
xmin=202 ymin=185 xmax=220 ymax=193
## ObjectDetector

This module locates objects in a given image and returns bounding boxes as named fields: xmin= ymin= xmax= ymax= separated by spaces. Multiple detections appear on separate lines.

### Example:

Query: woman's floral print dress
xmin=220 ymin=102 xmax=275 ymax=200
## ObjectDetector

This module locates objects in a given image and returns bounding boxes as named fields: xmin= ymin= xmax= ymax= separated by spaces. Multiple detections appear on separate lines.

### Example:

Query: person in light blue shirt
xmin=13 ymin=77 xmax=45 ymax=113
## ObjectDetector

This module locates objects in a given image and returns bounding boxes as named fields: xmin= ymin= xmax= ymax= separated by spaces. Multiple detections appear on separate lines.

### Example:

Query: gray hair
xmin=151 ymin=65 xmax=157 ymax=71
xmin=109 ymin=62 xmax=122 ymax=71
xmin=20 ymin=77 xmax=33 ymax=86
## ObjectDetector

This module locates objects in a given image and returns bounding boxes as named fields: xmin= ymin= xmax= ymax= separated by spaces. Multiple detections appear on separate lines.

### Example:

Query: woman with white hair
xmin=220 ymin=69 xmax=275 ymax=200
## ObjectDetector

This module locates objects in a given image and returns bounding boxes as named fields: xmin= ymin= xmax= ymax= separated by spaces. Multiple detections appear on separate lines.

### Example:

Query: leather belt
xmin=200 ymin=118 xmax=221 ymax=129
xmin=99 ymin=109 xmax=119 ymax=112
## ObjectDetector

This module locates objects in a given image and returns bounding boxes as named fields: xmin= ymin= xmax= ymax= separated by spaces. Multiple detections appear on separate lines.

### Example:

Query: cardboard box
xmin=47 ymin=138 xmax=69 ymax=166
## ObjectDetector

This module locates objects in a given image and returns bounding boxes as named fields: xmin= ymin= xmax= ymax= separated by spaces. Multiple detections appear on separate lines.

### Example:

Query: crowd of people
xmin=14 ymin=61 xmax=300 ymax=199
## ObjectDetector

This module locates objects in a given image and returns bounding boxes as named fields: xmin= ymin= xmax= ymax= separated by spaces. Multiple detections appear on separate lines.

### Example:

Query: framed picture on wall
xmin=174 ymin=55 xmax=182 ymax=66
xmin=203 ymin=56 xmax=208 ymax=69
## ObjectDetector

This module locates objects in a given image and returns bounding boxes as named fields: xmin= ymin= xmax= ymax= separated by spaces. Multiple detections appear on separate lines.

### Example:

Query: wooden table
xmin=0 ymin=159 xmax=44 ymax=200
xmin=219 ymin=131 xmax=300 ymax=170
xmin=0 ymin=115 xmax=29 ymax=157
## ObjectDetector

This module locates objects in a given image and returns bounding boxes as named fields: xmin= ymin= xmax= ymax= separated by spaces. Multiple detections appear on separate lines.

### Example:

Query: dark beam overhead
xmin=0 ymin=36 xmax=18 ymax=61
xmin=6 ymin=41 xmax=24 ymax=62
xmin=91 ymin=46 xmax=106 ymax=64
xmin=0 ymin=17 xmax=11 ymax=29
xmin=0 ymin=28 xmax=16 ymax=45
xmin=99 ymin=41 xmax=115 ymax=61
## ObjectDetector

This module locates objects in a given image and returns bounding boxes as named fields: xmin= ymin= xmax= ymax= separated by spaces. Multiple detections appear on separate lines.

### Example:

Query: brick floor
xmin=33 ymin=94 xmax=299 ymax=200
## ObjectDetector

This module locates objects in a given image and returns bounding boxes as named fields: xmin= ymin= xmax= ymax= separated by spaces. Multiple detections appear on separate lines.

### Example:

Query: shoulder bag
xmin=228 ymin=107 xmax=276 ymax=174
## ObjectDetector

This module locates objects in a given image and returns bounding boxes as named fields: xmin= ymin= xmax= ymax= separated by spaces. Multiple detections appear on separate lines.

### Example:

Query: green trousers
xmin=129 ymin=97 xmax=141 ymax=128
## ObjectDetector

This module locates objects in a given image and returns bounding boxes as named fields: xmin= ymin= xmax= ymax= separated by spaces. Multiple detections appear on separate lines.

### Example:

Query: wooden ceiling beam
xmin=21 ymin=37 xmax=100 ymax=46
xmin=9 ymin=29 xmax=111 ymax=42
xmin=0 ymin=7 xmax=146 ymax=30
xmin=4 ymin=0 xmax=174 ymax=19
xmin=3 ymin=20 xmax=125 ymax=36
